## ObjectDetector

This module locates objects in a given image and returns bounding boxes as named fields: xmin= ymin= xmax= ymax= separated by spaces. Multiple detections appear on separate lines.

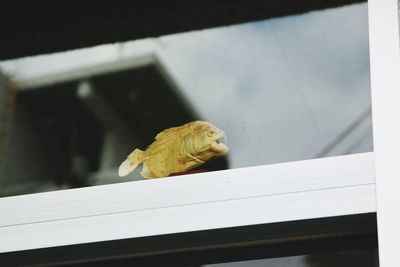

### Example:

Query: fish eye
xmin=208 ymin=130 xmax=215 ymax=137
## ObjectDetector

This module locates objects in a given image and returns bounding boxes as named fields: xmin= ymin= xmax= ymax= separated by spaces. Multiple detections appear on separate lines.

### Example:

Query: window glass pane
xmin=0 ymin=3 xmax=371 ymax=195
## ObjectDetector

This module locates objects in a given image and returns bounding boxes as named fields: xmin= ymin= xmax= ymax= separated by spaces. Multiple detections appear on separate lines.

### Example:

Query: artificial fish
xmin=118 ymin=121 xmax=229 ymax=178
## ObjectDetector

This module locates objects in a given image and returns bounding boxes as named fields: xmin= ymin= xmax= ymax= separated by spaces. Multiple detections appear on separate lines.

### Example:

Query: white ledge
xmin=0 ymin=152 xmax=376 ymax=253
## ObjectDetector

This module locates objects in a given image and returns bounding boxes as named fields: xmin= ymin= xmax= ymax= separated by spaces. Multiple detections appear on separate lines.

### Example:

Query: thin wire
xmin=315 ymin=105 xmax=372 ymax=158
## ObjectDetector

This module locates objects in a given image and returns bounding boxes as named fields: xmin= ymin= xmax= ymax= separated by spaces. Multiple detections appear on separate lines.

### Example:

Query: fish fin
xmin=141 ymin=163 xmax=166 ymax=179
xmin=155 ymin=127 xmax=180 ymax=140
xmin=140 ymin=165 xmax=152 ymax=178
xmin=118 ymin=149 xmax=144 ymax=177
xmin=186 ymin=153 xmax=205 ymax=164
xmin=118 ymin=160 xmax=139 ymax=177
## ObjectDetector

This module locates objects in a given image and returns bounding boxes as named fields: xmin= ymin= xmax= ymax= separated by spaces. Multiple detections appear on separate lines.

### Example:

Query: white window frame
xmin=368 ymin=0 xmax=400 ymax=266
xmin=0 ymin=1 xmax=399 ymax=266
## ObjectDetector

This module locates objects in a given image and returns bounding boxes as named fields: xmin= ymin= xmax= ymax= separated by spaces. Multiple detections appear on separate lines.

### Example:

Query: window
xmin=0 ymin=0 xmax=399 ymax=266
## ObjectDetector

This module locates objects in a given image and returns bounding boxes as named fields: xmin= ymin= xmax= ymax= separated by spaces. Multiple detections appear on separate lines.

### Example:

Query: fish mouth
xmin=216 ymin=136 xmax=226 ymax=145
xmin=211 ymin=135 xmax=229 ymax=154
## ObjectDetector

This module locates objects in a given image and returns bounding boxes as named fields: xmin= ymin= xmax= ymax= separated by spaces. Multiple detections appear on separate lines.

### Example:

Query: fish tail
xmin=118 ymin=149 xmax=144 ymax=177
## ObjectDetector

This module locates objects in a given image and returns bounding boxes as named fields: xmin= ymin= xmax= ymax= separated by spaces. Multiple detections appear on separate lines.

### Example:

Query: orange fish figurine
xmin=118 ymin=121 xmax=229 ymax=178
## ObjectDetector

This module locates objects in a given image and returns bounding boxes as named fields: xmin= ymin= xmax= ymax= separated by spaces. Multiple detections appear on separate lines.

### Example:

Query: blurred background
xmin=205 ymin=249 xmax=378 ymax=267
xmin=0 ymin=2 xmax=371 ymax=197
xmin=0 ymin=1 xmax=376 ymax=266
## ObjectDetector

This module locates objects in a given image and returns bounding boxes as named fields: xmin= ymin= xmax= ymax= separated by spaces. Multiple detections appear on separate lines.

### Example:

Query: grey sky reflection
xmin=158 ymin=3 xmax=372 ymax=168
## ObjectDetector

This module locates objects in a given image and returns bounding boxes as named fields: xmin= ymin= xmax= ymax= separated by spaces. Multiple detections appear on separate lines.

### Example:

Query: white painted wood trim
xmin=368 ymin=0 xmax=400 ymax=266
xmin=0 ymin=153 xmax=376 ymax=253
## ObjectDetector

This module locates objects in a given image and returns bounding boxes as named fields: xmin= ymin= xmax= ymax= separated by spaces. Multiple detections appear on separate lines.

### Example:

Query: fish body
xmin=118 ymin=121 xmax=229 ymax=178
